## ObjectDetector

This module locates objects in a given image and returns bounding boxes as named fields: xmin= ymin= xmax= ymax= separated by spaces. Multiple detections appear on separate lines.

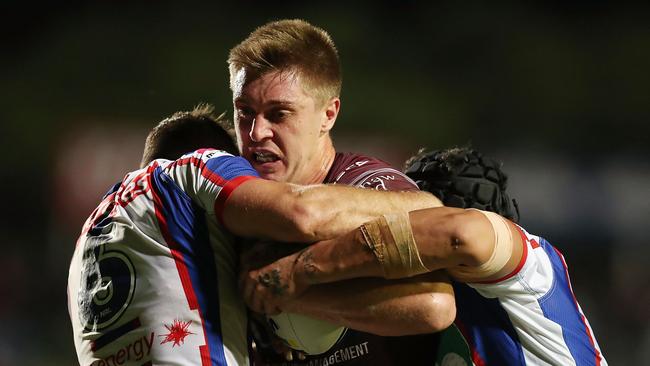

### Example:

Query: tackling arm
xmin=240 ymin=239 xmax=456 ymax=333
xmin=241 ymin=207 xmax=523 ymax=313
xmin=221 ymin=179 xmax=442 ymax=243
xmin=291 ymin=207 xmax=523 ymax=283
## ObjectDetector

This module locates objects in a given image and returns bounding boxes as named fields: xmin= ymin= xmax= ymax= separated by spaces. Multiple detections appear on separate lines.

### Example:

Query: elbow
xmin=370 ymin=292 xmax=457 ymax=336
xmin=425 ymin=293 xmax=456 ymax=332
xmin=286 ymin=196 xmax=326 ymax=242
xmin=414 ymin=290 xmax=457 ymax=333
xmin=451 ymin=210 xmax=493 ymax=267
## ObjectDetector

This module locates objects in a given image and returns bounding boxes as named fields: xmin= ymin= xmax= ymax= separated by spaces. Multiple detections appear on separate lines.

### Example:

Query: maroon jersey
xmin=323 ymin=152 xmax=418 ymax=190
xmin=257 ymin=152 xmax=440 ymax=366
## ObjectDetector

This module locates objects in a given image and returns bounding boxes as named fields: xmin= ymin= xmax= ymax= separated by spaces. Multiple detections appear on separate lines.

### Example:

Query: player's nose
xmin=249 ymin=117 xmax=273 ymax=142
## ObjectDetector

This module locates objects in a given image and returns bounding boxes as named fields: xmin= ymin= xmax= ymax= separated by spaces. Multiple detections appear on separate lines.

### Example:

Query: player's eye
xmin=267 ymin=109 xmax=290 ymax=123
xmin=236 ymin=106 xmax=255 ymax=120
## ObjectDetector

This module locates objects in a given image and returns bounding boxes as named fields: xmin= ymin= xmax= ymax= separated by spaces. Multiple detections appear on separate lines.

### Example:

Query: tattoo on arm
xmin=297 ymin=248 xmax=318 ymax=281
xmin=257 ymin=269 xmax=288 ymax=297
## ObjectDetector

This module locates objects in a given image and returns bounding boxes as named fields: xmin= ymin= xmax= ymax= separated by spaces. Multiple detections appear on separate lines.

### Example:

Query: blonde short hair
xmin=228 ymin=19 xmax=342 ymax=105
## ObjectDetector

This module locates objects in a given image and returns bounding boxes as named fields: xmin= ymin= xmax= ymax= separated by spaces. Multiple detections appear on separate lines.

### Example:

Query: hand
xmin=239 ymin=251 xmax=309 ymax=314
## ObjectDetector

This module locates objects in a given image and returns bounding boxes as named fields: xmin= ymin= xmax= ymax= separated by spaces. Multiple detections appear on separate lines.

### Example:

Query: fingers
xmin=239 ymin=269 xmax=262 ymax=312
xmin=239 ymin=256 xmax=298 ymax=315
xmin=239 ymin=268 xmax=283 ymax=314
xmin=283 ymin=350 xmax=294 ymax=362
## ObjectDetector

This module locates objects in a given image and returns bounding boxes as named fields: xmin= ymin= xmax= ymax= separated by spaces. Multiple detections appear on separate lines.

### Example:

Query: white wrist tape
xmin=360 ymin=212 xmax=429 ymax=279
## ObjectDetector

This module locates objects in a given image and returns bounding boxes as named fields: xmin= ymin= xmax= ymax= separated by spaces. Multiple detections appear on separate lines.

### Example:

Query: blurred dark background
xmin=1 ymin=1 xmax=648 ymax=364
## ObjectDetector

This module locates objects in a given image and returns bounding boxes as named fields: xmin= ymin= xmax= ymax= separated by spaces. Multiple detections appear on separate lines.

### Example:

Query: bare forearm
xmin=284 ymin=275 xmax=455 ymax=336
xmin=223 ymin=180 xmax=442 ymax=243
xmin=295 ymin=184 xmax=442 ymax=240
xmin=293 ymin=207 xmax=488 ymax=287
xmin=292 ymin=229 xmax=383 ymax=287
xmin=239 ymin=207 xmax=491 ymax=314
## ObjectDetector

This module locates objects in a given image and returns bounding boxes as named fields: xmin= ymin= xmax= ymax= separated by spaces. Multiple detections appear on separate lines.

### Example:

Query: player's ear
xmin=320 ymin=97 xmax=340 ymax=135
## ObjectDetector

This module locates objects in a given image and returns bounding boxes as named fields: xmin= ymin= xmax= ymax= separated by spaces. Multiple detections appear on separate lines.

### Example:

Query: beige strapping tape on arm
xmin=447 ymin=209 xmax=513 ymax=282
xmin=360 ymin=212 xmax=429 ymax=279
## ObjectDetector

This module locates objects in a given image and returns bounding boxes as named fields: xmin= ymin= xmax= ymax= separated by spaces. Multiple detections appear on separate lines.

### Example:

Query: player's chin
xmin=254 ymin=162 xmax=286 ymax=181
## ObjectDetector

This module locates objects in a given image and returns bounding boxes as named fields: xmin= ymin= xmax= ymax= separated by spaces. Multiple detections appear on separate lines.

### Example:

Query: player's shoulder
xmin=176 ymin=148 xmax=237 ymax=165
xmin=326 ymin=152 xmax=393 ymax=180
xmin=137 ymin=148 xmax=227 ymax=171
xmin=325 ymin=152 xmax=418 ymax=191
xmin=150 ymin=148 xmax=247 ymax=172
xmin=141 ymin=148 xmax=258 ymax=188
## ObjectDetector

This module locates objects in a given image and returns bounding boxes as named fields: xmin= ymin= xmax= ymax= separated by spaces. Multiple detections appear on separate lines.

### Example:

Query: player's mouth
xmin=253 ymin=151 xmax=281 ymax=163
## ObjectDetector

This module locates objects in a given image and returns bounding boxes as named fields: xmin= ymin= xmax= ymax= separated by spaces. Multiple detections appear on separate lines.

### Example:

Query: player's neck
xmin=303 ymin=139 xmax=336 ymax=185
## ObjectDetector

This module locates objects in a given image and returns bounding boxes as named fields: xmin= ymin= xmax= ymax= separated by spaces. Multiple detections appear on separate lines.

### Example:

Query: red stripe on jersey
xmin=477 ymin=223 xmax=529 ymax=285
xmin=201 ymin=166 xmax=228 ymax=187
xmin=552 ymin=247 xmax=602 ymax=366
xmin=167 ymin=153 xmax=259 ymax=226
xmin=214 ymin=175 xmax=258 ymax=226
xmin=148 ymin=170 xmax=212 ymax=365
xmin=170 ymin=156 xmax=206 ymax=173
xmin=200 ymin=345 xmax=211 ymax=365
xmin=168 ymin=153 xmax=242 ymax=188
xmin=530 ymin=238 xmax=541 ymax=249
xmin=149 ymin=175 xmax=198 ymax=309
xmin=169 ymin=154 xmax=229 ymax=187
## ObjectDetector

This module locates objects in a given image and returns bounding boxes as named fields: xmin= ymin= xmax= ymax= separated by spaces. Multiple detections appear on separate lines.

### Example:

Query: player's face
xmin=232 ymin=69 xmax=338 ymax=184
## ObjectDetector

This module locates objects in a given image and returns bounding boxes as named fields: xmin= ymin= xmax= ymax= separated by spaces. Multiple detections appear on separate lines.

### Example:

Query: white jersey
xmin=453 ymin=225 xmax=607 ymax=365
xmin=67 ymin=149 xmax=259 ymax=366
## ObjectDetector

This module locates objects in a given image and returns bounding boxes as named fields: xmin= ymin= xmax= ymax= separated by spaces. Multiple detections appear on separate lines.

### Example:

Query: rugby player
xmin=66 ymin=106 xmax=441 ymax=366
xmin=228 ymin=19 xmax=455 ymax=365
xmin=243 ymin=147 xmax=608 ymax=366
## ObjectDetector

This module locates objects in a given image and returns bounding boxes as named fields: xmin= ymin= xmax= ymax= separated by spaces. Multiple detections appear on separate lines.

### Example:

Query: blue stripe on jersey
xmin=204 ymin=155 xmax=259 ymax=180
xmin=453 ymin=282 xmax=527 ymax=365
xmin=151 ymin=168 xmax=227 ymax=366
xmin=103 ymin=182 xmax=121 ymax=199
xmin=88 ymin=209 xmax=114 ymax=237
xmin=537 ymin=239 xmax=599 ymax=365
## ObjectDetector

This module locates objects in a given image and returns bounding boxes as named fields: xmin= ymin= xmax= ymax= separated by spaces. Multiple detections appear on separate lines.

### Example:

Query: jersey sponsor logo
xmin=350 ymin=168 xmax=416 ymax=189
xmin=303 ymin=341 xmax=370 ymax=366
xmin=359 ymin=174 xmax=398 ymax=190
xmin=90 ymin=332 xmax=154 ymax=366
xmin=335 ymin=160 xmax=370 ymax=182
xmin=91 ymin=318 xmax=142 ymax=351
xmin=201 ymin=150 xmax=218 ymax=160
xmin=79 ymin=244 xmax=137 ymax=332
xmin=159 ymin=319 xmax=194 ymax=347
xmin=345 ymin=160 xmax=370 ymax=170
xmin=194 ymin=148 xmax=230 ymax=163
